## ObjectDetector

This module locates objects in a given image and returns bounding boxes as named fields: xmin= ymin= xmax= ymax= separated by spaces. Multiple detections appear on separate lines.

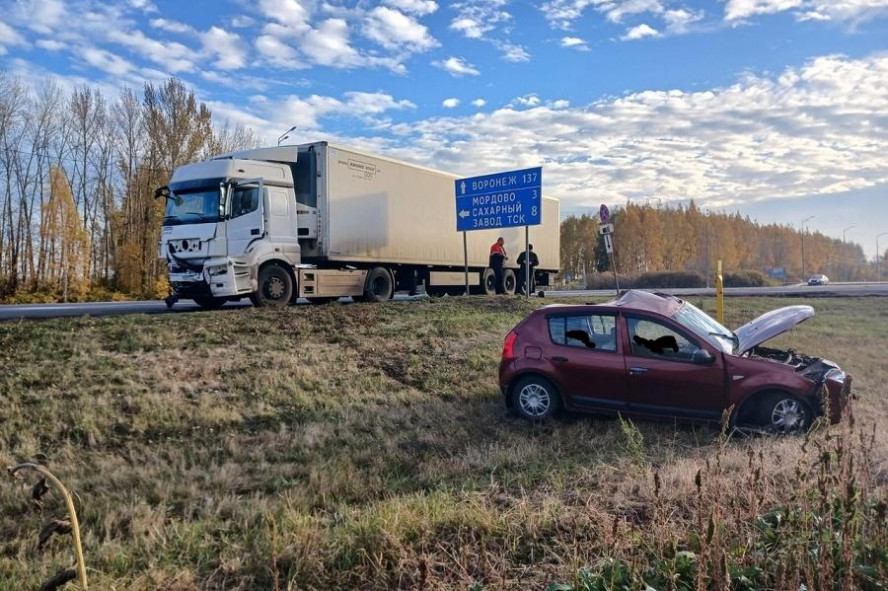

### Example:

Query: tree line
xmin=0 ymin=73 xmax=257 ymax=302
xmin=560 ymin=201 xmax=882 ymax=284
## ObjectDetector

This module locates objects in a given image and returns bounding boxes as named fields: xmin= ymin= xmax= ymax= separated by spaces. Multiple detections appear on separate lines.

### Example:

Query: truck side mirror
xmin=692 ymin=349 xmax=715 ymax=365
xmin=154 ymin=186 xmax=170 ymax=200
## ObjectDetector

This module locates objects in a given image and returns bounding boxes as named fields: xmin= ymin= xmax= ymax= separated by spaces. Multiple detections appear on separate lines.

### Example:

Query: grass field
xmin=1 ymin=296 xmax=887 ymax=590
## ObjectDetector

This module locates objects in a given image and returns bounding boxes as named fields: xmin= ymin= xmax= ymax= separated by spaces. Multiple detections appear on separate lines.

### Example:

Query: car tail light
xmin=502 ymin=331 xmax=518 ymax=360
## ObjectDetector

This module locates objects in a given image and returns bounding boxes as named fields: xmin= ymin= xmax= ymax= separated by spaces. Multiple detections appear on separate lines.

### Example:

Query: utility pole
xmin=878 ymin=232 xmax=888 ymax=282
xmin=801 ymin=215 xmax=814 ymax=282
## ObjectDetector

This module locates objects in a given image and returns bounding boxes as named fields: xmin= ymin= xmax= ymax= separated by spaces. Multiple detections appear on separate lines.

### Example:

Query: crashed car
xmin=499 ymin=290 xmax=850 ymax=432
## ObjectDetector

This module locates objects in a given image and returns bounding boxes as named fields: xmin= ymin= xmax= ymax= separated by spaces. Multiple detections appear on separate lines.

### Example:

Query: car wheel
xmin=251 ymin=264 xmax=293 ymax=307
xmin=513 ymin=376 xmax=561 ymax=422
xmin=759 ymin=393 xmax=810 ymax=434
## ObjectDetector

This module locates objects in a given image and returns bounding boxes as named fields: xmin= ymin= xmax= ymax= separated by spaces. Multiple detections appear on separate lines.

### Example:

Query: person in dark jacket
xmin=489 ymin=237 xmax=507 ymax=294
xmin=516 ymin=244 xmax=539 ymax=295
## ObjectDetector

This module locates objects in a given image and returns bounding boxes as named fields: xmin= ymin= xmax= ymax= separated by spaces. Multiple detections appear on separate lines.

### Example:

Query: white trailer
xmin=157 ymin=141 xmax=560 ymax=307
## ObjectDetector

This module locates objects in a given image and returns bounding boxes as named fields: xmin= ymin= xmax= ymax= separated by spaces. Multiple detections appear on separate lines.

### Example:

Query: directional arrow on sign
xmin=458 ymin=209 xmax=470 ymax=219
xmin=460 ymin=181 xmax=466 ymax=195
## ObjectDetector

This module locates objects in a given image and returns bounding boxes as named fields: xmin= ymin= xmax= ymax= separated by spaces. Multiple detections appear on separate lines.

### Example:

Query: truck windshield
xmin=163 ymin=188 xmax=220 ymax=226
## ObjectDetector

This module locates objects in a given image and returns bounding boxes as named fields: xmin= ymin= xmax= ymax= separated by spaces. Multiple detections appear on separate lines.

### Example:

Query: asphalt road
xmin=0 ymin=283 xmax=886 ymax=321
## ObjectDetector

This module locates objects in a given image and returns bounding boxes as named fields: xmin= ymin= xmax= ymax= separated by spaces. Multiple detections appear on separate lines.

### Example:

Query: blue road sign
xmin=455 ymin=167 xmax=542 ymax=232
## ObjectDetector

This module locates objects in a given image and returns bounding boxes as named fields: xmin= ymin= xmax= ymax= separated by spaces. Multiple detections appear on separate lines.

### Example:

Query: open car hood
xmin=735 ymin=305 xmax=814 ymax=355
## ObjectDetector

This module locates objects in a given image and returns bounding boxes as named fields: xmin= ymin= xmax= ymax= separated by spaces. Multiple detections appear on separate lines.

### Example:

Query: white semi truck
xmin=156 ymin=141 xmax=560 ymax=308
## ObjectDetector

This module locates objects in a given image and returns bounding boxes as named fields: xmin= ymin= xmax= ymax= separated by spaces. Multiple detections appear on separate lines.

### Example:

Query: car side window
xmin=548 ymin=314 xmax=617 ymax=352
xmin=627 ymin=317 xmax=698 ymax=361
xmin=230 ymin=186 xmax=261 ymax=218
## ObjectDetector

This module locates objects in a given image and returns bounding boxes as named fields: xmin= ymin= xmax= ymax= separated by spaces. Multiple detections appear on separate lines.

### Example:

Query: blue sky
xmin=1 ymin=0 xmax=887 ymax=257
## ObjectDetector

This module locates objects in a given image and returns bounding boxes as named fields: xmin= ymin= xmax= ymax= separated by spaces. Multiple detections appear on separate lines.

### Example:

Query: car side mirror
xmin=692 ymin=349 xmax=715 ymax=364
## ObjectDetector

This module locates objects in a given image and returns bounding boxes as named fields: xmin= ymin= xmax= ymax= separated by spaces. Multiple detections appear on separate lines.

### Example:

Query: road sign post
xmin=455 ymin=167 xmax=542 ymax=296
xmin=600 ymin=205 xmax=619 ymax=293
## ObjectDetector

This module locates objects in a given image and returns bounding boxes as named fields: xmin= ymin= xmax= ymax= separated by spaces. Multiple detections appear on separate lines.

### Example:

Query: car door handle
xmin=628 ymin=366 xmax=648 ymax=375
xmin=250 ymin=228 xmax=261 ymax=235
xmin=551 ymin=356 xmax=568 ymax=363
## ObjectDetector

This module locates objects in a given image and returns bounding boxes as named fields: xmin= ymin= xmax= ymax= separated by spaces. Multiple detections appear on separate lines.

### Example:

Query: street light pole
xmin=879 ymin=235 xmax=884 ymax=282
xmin=801 ymin=215 xmax=814 ymax=282
xmin=277 ymin=125 xmax=298 ymax=146
xmin=842 ymin=224 xmax=856 ymax=282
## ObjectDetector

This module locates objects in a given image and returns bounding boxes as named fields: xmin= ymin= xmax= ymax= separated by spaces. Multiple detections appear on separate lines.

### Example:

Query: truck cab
xmin=159 ymin=152 xmax=314 ymax=307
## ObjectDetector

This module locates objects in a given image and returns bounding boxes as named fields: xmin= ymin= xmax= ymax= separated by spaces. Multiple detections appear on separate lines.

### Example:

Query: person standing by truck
xmin=489 ymin=237 xmax=508 ymax=294
xmin=516 ymin=244 xmax=539 ymax=295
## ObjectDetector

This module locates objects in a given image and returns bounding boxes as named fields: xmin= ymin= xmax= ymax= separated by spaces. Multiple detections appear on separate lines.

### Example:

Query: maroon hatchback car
xmin=499 ymin=290 xmax=851 ymax=432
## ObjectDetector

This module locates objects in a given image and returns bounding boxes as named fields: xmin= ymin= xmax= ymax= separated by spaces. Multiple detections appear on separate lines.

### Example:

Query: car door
xmin=622 ymin=314 xmax=726 ymax=420
xmin=544 ymin=311 xmax=629 ymax=412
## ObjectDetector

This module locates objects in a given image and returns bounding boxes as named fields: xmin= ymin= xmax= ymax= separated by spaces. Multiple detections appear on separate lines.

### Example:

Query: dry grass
xmin=0 ymin=296 xmax=886 ymax=590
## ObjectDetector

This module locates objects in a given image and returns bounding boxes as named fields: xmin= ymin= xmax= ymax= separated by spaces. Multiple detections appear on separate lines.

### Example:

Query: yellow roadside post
xmin=716 ymin=259 xmax=724 ymax=325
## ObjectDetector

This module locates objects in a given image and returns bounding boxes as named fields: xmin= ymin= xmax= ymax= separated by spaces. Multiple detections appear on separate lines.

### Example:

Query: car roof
xmin=536 ymin=289 xmax=685 ymax=317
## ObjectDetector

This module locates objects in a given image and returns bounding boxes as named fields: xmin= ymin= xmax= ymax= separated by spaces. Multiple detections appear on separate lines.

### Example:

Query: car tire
xmin=250 ymin=264 xmax=293 ymax=307
xmin=758 ymin=392 xmax=811 ymax=434
xmin=512 ymin=375 xmax=561 ymax=422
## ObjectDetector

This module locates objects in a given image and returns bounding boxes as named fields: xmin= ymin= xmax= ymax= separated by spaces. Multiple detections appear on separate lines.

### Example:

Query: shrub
xmin=723 ymin=269 xmax=771 ymax=287
xmin=632 ymin=270 xmax=706 ymax=289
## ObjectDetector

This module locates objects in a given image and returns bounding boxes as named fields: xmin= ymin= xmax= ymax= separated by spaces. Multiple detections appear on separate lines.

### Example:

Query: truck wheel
xmin=192 ymin=295 xmax=226 ymax=309
xmin=758 ymin=392 xmax=811 ymax=434
xmin=503 ymin=269 xmax=516 ymax=294
xmin=251 ymin=264 xmax=293 ymax=307
xmin=473 ymin=268 xmax=496 ymax=295
xmin=360 ymin=267 xmax=394 ymax=302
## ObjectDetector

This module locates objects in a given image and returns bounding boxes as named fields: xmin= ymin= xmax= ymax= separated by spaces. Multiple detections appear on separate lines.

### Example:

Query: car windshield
xmin=163 ymin=187 xmax=221 ymax=226
xmin=672 ymin=301 xmax=735 ymax=354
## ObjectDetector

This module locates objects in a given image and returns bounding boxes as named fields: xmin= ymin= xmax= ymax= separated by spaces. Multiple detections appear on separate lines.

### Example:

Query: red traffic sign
xmin=599 ymin=204 xmax=610 ymax=224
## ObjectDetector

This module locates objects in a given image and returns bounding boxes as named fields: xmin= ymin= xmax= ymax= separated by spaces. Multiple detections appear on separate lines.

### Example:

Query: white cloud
xmin=0 ymin=21 xmax=26 ymax=54
xmin=442 ymin=98 xmax=460 ymax=108
xmin=724 ymin=0 xmax=803 ymax=21
xmin=150 ymin=18 xmax=193 ymax=34
xmin=513 ymin=94 xmax=541 ymax=107
xmin=450 ymin=0 xmax=527 ymax=62
xmin=106 ymin=28 xmax=195 ymax=72
xmin=200 ymin=26 xmax=248 ymax=70
xmin=231 ymin=15 xmax=256 ymax=28
xmin=663 ymin=8 xmax=704 ymax=33
xmin=498 ymin=41 xmax=530 ymax=62
xmin=15 ymin=0 xmax=65 ymax=34
xmin=128 ymin=0 xmax=156 ymax=12
xmin=382 ymin=54 xmax=888 ymax=214
xmin=560 ymin=36 xmax=589 ymax=50
xmin=383 ymin=0 xmax=439 ymax=15
xmin=299 ymin=18 xmax=361 ymax=67
xmin=622 ymin=23 xmax=659 ymax=40
xmin=344 ymin=91 xmax=415 ymax=115
xmin=35 ymin=39 xmax=65 ymax=51
xmin=362 ymin=6 xmax=437 ymax=51
xmin=605 ymin=0 xmax=664 ymax=23
xmin=433 ymin=56 xmax=480 ymax=77
xmin=472 ymin=98 xmax=487 ymax=107
xmin=724 ymin=0 xmax=888 ymax=22
xmin=82 ymin=47 xmax=135 ymax=76
xmin=256 ymin=34 xmax=304 ymax=67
